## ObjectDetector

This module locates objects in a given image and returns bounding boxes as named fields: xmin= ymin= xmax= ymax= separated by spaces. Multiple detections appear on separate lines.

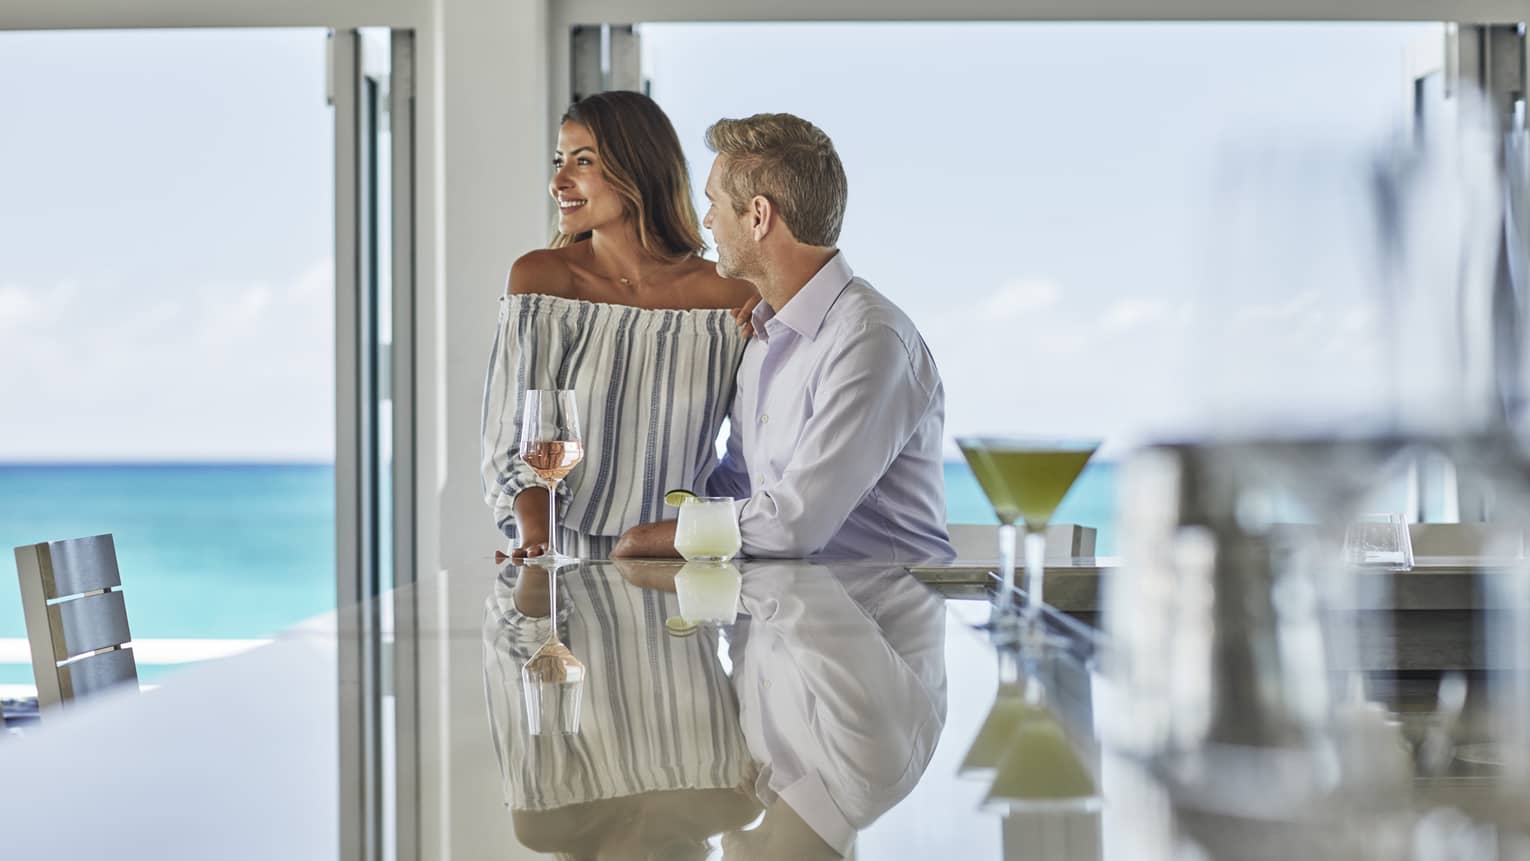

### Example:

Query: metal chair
xmin=13 ymin=534 xmax=139 ymax=711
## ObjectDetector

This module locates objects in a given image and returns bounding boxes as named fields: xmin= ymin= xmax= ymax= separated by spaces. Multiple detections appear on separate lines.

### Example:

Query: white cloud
xmin=0 ymin=261 xmax=335 ymax=461
xmin=982 ymin=278 xmax=1061 ymax=318
xmin=0 ymin=281 xmax=77 ymax=331
xmin=1097 ymin=298 xmax=1193 ymax=334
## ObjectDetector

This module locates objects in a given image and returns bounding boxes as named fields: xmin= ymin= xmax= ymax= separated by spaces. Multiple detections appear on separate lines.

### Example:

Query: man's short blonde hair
xmin=705 ymin=113 xmax=847 ymax=248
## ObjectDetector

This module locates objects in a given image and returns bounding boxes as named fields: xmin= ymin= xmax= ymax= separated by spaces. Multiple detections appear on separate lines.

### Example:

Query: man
xmin=612 ymin=113 xmax=954 ymax=560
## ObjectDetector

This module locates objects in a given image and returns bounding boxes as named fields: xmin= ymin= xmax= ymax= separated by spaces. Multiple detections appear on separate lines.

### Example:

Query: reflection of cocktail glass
xmin=674 ymin=561 xmax=742 ymax=626
xmin=983 ymin=672 xmax=1099 ymax=813
xmin=957 ymin=437 xmax=1100 ymax=631
xmin=519 ymin=389 xmax=584 ymax=564
xmin=674 ymin=497 xmax=742 ymax=562
xmin=960 ymin=649 xmax=1044 ymax=778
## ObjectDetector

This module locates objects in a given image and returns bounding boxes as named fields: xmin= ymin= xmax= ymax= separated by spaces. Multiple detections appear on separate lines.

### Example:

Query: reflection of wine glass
xmin=673 ymin=497 xmax=742 ymax=562
xmin=957 ymin=437 xmax=1100 ymax=630
xmin=519 ymin=390 xmax=584 ymax=563
xmin=521 ymin=562 xmax=585 ymax=735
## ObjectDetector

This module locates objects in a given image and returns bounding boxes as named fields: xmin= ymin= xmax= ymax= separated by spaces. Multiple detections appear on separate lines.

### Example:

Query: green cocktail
xmin=963 ymin=446 xmax=1096 ymax=528
xmin=957 ymin=437 xmax=1099 ymax=627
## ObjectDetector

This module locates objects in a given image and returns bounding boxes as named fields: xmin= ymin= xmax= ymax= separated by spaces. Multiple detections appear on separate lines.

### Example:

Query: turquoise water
xmin=0 ymin=460 xmax=1115 ymax=648
xmin=0 ymin=464 xmax=336 ymax=641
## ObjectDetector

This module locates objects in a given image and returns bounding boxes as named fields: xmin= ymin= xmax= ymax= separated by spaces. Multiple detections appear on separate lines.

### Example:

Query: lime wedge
xmin=663 ymin=489 xmax=698 ymax=507
xmin=665 ymin=616 xmax=698 ymax=637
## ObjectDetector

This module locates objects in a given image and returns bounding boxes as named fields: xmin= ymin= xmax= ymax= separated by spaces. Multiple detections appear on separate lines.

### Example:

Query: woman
xmin=481 ymin=91 xmax=756 ymax=559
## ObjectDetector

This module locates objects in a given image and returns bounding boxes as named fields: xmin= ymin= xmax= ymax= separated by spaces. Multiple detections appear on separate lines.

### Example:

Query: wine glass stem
xmin=546 ymin=479 xmax=560 ymax=558
xmin=547 ymin=562 xmax=559 ymax=637
xmin=1023 ymin=527 xmax=1046 ymax=629
xmin=995 ymin=523 xmax=1017 ymax=622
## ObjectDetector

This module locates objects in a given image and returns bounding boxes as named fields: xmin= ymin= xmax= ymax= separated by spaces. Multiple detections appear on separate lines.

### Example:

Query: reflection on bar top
xmin=484 ymin=560 xmax=947 ymax=859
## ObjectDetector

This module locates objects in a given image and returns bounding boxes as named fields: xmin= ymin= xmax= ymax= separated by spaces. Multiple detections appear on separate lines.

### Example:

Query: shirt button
xmin=759 ymin=414 xmax=769 ymax=425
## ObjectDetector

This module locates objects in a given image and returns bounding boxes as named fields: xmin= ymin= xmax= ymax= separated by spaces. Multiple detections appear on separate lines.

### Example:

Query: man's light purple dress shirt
xmin=707 ymin=252 xmax=955 ymax=560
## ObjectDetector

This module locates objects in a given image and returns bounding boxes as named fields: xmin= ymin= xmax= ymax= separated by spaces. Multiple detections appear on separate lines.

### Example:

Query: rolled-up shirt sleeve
xmin=480 ymin=296 xmax=569 ymax=539
xmin=737 ymin=323 xmax=937 ymax=558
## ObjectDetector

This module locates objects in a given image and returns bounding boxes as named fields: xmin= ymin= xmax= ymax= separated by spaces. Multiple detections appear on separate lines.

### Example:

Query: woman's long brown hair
xmin=551 ymin=91 xmax=705 ymax=262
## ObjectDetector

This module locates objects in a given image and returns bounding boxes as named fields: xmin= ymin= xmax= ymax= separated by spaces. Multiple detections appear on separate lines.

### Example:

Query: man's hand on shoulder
xmin=733 ymin=293 xmax=761 ymax=339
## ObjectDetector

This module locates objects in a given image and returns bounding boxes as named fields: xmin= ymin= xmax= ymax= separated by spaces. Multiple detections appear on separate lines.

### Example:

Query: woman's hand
xmin=732 ymin=295 xmax=762 ymax=339
xmin=510 ymin=537 xmax=549 ymax=560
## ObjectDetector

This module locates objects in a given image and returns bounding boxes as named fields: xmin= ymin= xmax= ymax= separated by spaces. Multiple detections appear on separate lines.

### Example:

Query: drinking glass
xmin=957 ymin=437 xmax=1100 ymax=634
xmin=519 ymin=390 xmax=584 ymax=564
xmin=673 ymin=497 xmax=742 ymax=562
xmin=1342 ymin=512 xmax=1414 ymax=570
xmin=520 ymin=561 xmax=585 ymax=735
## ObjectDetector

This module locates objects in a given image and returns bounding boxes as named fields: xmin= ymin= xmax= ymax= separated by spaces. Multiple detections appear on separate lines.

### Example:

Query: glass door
xmin=333 ymin=26 xmax=418 ymax=861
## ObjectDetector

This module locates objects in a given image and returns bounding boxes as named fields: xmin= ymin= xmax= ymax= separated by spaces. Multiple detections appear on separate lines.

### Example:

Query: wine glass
xmin=957 ymin=436 xmax=1100 ymax=636
xmin=520 ymin=561 xmax=586 ymax=735
xmin=519 ymin=390 xmax=584 ymax=564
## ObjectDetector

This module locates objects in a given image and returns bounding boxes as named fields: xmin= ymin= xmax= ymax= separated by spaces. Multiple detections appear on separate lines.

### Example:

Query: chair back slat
xmin=15 ymin=534 xmax=139 ymax=711
xmin=39 ymin=534 xmax=122 ymax=598
xmin=47 ymin=590 xmax=132 ymax=661
xmin=57 ymin=647 xmax=138 ymax=700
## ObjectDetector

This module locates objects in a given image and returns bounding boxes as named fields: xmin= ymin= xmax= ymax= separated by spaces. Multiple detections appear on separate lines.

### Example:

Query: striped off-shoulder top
xmin=480 ymin=293 xmax=746 ymax=556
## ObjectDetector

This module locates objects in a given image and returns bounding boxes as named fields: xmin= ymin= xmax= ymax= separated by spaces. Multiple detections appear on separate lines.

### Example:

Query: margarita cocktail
xmin=673 ymin=497 xmax=742 ymax=562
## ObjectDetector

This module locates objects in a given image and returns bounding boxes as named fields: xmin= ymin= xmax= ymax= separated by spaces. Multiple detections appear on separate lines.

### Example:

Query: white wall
xmin=423 ymin=1 xmax=552 ymax=858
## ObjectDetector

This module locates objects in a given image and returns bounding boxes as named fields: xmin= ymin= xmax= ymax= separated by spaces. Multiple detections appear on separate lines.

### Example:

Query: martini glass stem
xmin=1023 ymin=526 xmax=1047 ymax=631
xmin=995 ymin=522 xmax=1018 ymax=624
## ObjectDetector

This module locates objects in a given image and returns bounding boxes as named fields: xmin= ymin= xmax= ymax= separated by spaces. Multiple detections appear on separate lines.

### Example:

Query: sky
xmin=0 ymin=22 xmax=1443 ymax=461
xmin=0 ymin=29 xmax=333 ymax=462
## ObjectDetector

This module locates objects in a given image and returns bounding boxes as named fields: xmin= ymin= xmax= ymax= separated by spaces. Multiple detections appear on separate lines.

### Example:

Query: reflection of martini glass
xmin=959 ymin=650 xmax=1045 ymax=777
xmin=962 ymin=647 xmax=1099 ymax=811
xmin=984 ymin=674 xmax=1099 ymax=813
xmin=957 ymin=437 xmax=1100 ymax=630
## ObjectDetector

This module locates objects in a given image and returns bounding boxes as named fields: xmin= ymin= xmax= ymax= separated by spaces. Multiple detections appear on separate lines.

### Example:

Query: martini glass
xmin=957 ymin=437 xmax=1100 ymax=635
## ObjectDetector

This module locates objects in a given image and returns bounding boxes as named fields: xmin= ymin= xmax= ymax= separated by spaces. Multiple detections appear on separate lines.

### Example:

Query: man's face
xmin=703 ymin=156 xmax=760 ymax=281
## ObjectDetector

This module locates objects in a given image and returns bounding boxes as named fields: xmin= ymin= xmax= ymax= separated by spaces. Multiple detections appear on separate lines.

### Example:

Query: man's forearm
xmin=612 ymin=520 xmax=682 ymax=558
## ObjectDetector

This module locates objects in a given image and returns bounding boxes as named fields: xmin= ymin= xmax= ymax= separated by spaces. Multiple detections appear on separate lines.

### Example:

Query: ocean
xmin=0 ymin=461 xmax=1116 ymax=681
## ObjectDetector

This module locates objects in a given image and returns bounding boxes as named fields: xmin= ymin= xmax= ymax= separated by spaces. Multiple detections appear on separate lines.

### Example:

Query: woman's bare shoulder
xmin=679 ymin=257 xmax=756 ymax=308
xmin=506 ymin=248 xmax=576 ymax=298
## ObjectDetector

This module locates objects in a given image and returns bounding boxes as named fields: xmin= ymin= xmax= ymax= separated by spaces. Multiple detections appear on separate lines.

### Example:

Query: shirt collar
xmin=751 ymin=251 xmax=853 ymax=343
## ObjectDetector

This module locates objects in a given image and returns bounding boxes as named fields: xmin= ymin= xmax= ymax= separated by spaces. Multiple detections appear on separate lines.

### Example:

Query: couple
xmin=481 ymin=91 xmax=954 ymax=562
